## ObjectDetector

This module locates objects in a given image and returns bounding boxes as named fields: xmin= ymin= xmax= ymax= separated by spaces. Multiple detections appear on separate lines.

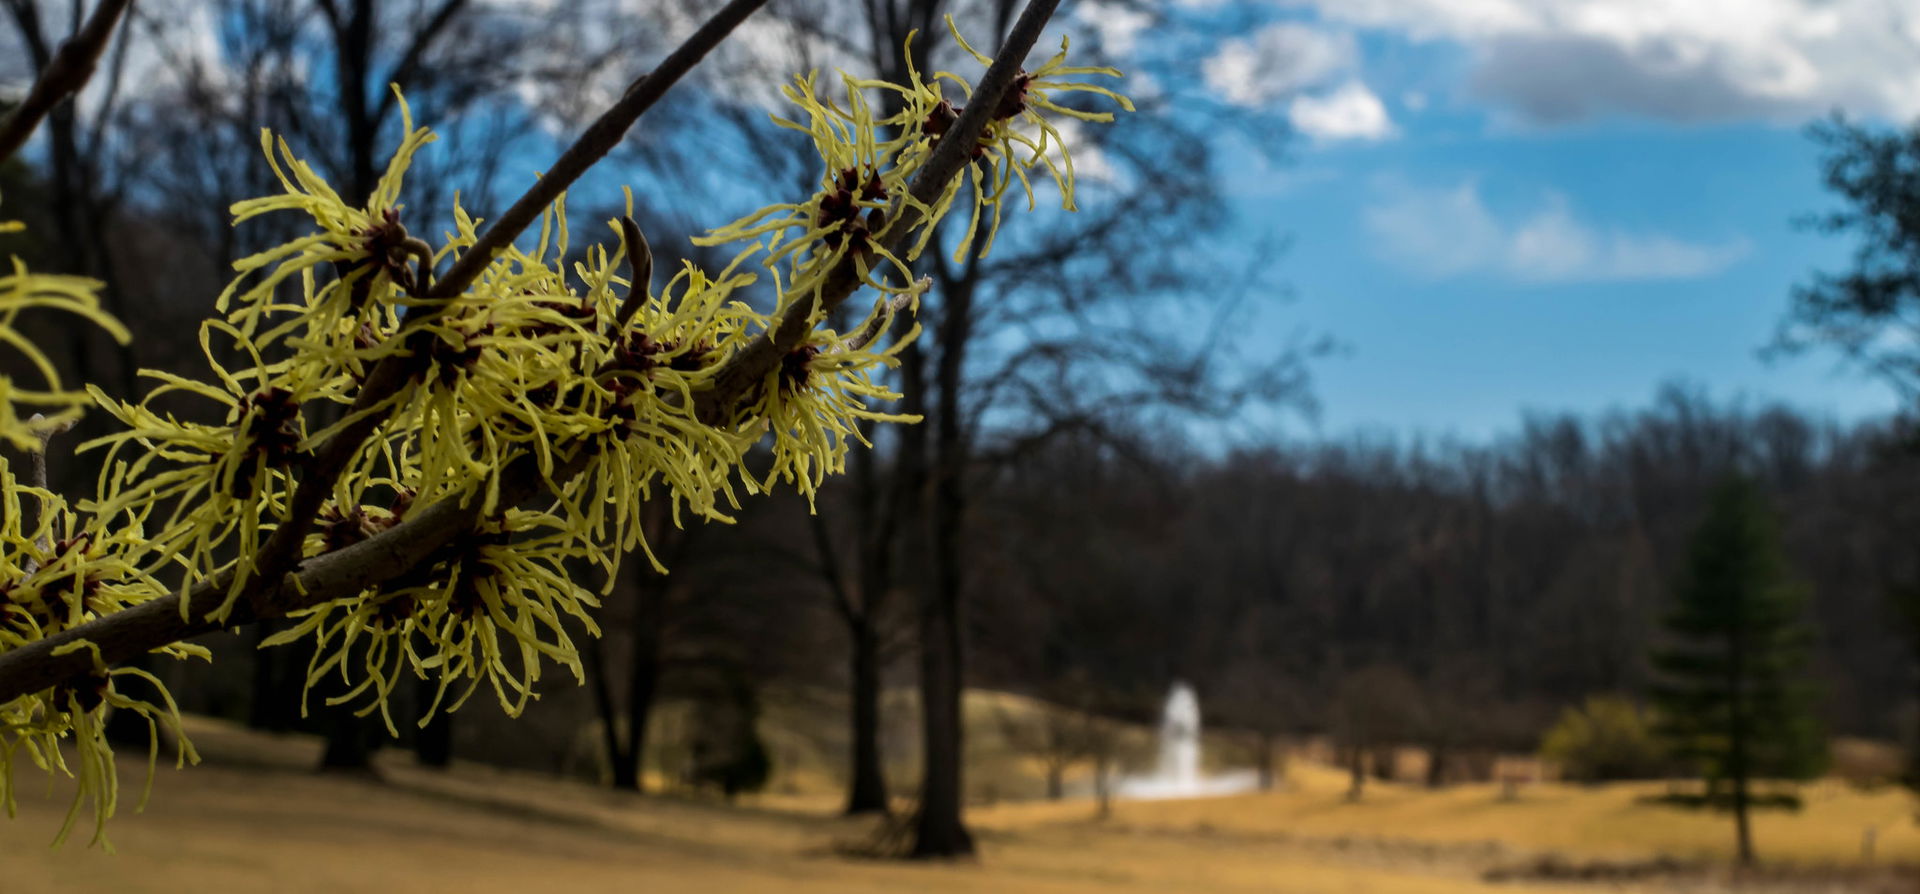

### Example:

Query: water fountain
xmin=1115 ymin=681 xmax=1258 ymax=799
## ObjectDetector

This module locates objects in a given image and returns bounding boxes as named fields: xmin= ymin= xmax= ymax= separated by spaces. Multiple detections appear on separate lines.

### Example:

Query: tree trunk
xmin=315 ymin=640 xmax=380 ymax=774
xmin=1371 ymin=745 xmax=1396 ymax=781
xmin=1730 ymin=557 xmax=1754 ymax=867
xmin=1427 ymin=741 xmax=1448 ymax=788
xmin=414 ymin=676 xmax=454 ymax=768
xmin=909 ymin=584 xmax=972 ymax=857
xmin=1045 ymin=762 xmax=1064 ymax=800
xmin=1346 ymin=744 xmax=1366 ymax=802
xmin=844 ymin=619 xmax=890 ymax=814
xmin=910 ymin=265 xmax=977 ymax=858
xmin=314 ymin=7 xmax=384 ymax=773
xmin=911 ymin=412 xmax=973 ymax=854
xmin=616 ymin=573 xmax=664 ymax=792
xmin=1733 ymin=772 xmax=1754 ymax=866
xmin=319 ymin=707 xmax=379 ymax=774
xmin=1094 ymin=751 xmax=1113 ymax=819
xmin=247 ymin=621 xmax=296 ymax=731
xmin=1257 ymin=732 xmax=1277 ymax=791
xmin=585 ymin=633 xmax=631 ymax=787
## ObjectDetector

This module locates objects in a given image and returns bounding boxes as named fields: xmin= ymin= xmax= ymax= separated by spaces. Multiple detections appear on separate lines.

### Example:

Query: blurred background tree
xmin=1651 ymin=476 xmax=1827 ymax=866
xmin=1538 ymin=695 xmax=1668 ymax=784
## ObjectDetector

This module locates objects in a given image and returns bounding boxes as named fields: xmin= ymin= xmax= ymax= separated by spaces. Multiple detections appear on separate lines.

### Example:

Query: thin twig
xmin=0 ymin=0 xmax=132 ymax=165
xmin=695 ymin=0 xmax=1064 ymax=422
xmin=847 ymin=289 xmax=921 ymax=353
xmin=612 ymin=215 xmax=653 ymax=331
xmin=0 ymin=0 xmax=1066 ymax=704
xmin=24 ymin=412 xmax=74 ymax=567
xmin=246 ymin=0 xmax=773 ymax=597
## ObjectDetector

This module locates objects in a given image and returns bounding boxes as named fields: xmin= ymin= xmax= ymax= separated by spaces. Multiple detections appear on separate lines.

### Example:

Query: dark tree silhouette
xmin=1651 ymin=476 xmax=1826 ymax=866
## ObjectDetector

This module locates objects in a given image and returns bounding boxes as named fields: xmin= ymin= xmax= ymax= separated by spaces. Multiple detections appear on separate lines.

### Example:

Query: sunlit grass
xmin=0 ymin=704 xmax=1911 ymax=892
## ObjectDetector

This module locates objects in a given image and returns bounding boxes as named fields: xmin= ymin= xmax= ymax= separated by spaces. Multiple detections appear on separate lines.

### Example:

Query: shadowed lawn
xmin=2 ymin=715 xmax=1913 ymax=892
xmin=976 ymin=759 xmax=1920 ymax=867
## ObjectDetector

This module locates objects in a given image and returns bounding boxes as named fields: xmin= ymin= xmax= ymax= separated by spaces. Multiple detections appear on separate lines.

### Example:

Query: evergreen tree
xmin=1892 ymin=583 xmax=1920 ymax=804
xmin=1651 ymin=476 xmax=1826 ymax=866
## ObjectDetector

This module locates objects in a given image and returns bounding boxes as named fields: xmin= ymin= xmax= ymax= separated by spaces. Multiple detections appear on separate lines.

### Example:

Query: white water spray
xmin=1116 ymin=681 xmax=1257 ymax=799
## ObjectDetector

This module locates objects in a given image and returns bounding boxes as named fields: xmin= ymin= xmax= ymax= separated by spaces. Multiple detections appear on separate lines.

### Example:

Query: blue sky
xmin=1155 ymin=0 xmax=1920 ymax=441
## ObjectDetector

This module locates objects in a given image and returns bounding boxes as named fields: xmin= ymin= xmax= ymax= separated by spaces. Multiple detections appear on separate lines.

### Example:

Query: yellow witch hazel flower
xmin=933 ymin=17 xmax=1134 ymax=260
xmin=0 ymin=257 xmax=130 ymax=451
xmin=697 ymin=24 xmax=1130 ymax=500
xmin=557 ymin=248 xmax=764 ymax=568
xmin=0 ymin=184 xmax=200 ymax=853
xmin=281 ymin=192 xmax=773 ymax=726
xmin=272 ymin=508 xmax=599 ymax=733
xmin=0 ymin=469 xmax=204 ymax=851
xmin=743 ymin=288 xmax=925 ymax=506
xmin=78 ymin=92 xmax=437 ymax=620
xmin=82 ymin=324 xmax=322 ymax=620
xmin=696 ymin=70 xmax=920 ymax=313
xmin=2 ymin=23 xmax=1129 ymax=845
xmin=219 ymin=88 xmax=438 ymax=343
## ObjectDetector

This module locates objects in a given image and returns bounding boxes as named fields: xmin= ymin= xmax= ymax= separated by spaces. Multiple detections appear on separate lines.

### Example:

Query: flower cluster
xmin=0 ymin=257 xmax=129 ymax=451
xmin=698 ymin=19 xmax=1129 ymax=498
xmin=0 ymin=194 xmax=196 ymax=851
xmin=938 ymin=25 xmax=1134 ymax=257
xmin=0 ymin=476 xmax=204 ymax=850
xmin=0 ymin=23 xmax=1128 ymax=847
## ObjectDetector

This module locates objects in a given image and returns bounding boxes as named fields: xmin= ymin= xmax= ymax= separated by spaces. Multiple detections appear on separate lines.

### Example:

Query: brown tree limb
xmin=695 ymin=0 xmax=1064 ymax=422
xmin=249 ymin=0 xmax=774 ymax=592
xmin=0 ymin=0 xmax=1066 ymax=705
xmin=0 ymin=0 xmax=131 ymax=165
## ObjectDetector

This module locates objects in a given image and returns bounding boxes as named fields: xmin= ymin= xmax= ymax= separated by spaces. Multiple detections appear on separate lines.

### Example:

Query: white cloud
xmin=1046 ymin=117 xmax=1121 ymax=185
xmin=1363 ymin=179 xmax=1749 ymax=282
xmin=1277 ymin=0 xmax=1920 ymax=122
xmin=1203 ymin=22 xmax=1356 ymax=107
xmin=1078 ymin=2 xmax=1155 ymax=57
xmin=1289 ymin=81 xmax=1395 ymax=141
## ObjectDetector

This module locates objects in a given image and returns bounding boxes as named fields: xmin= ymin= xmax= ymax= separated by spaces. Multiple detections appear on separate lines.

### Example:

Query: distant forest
xmin=966 ymin=386 xmax=1916 ymax=752
xmin=217 ymin=382 xmax=1919 ymax=775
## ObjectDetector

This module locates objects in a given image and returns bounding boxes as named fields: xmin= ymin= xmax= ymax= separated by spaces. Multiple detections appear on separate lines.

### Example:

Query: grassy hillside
xmin=1 ymin=698 xmax=1913 ymax=892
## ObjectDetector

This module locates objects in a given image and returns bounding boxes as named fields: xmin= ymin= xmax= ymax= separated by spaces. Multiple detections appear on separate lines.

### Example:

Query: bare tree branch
xmin=0 ymin=0 xmax=1068 ymax=705
xmin=372 ymin=0 xmax=469 ymax=123
xmin=696 ymin=0 xmax=1065 ymax=423
xmin=249 ymin=0 xmax=776 ymax=590
xmin=0 ymin=0 xmax=131 ymax=164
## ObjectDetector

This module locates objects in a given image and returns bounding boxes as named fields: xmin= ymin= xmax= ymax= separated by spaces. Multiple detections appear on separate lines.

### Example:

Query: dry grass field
xmin=3 ymin=706 xmax=1915 ymax=893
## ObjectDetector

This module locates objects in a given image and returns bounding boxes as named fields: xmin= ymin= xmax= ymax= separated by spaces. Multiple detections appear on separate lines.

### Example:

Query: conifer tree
xmin=1651 ymin=476 xmax=1826 ymax=866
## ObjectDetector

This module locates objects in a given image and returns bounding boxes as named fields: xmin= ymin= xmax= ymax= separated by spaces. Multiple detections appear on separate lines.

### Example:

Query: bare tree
xmin=1331 ymin=664 xmax=1425 ymax=801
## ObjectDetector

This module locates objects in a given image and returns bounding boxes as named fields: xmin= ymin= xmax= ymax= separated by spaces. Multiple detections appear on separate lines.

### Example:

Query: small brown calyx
xmin=318 ymin=503 xmax=400 ymax=552
xmin=925 ymin=99 xmax=959 ymax=138
xmin=528 ymin=297 xmax=598 ymax=337
xmin=818 ymin=167 xmax=886 ymax=252
xmin=667 ymin=340 xmax=715 ymax=373
xmin=54 ymin=672 xmax=111 ymax=713
xmin=993 ymin=71 xmax=1033 ymax=120
xmin=445 ymin=525 xmax=511 ymax=618
xmin=425 ymin=323 xmax=494 ymax=387
xmin=613 ymin=331 xmax=667 ymax=374
xmin=356 ymin=208 xmax=435 ymax=297
xmin=370 ymin=592 xmax=417 ymax=631
xmin=779 ymin=344 xmax=821 ymax=394
xmin=235 ymin=386 xmax=304 ymax=467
